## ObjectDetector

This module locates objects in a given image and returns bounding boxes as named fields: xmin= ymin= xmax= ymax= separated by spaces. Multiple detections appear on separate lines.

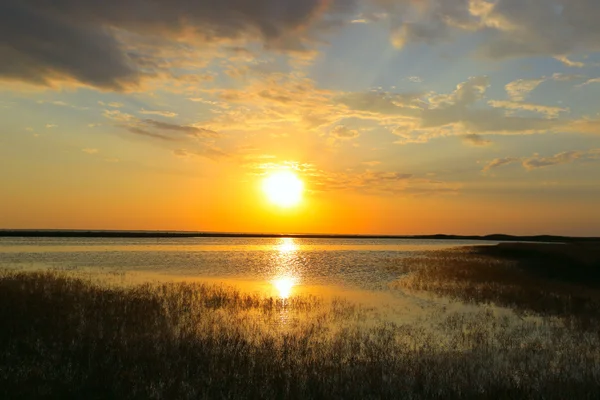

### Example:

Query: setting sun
xmin=262 ymin=171 xmax=304 ymax=208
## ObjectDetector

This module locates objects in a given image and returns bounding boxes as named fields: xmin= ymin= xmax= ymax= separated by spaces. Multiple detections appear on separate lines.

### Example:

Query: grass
xmin=392 ymin=243 xmax=600 ymax=327
xmin=2 ymin=269 xmax=600 ymax=399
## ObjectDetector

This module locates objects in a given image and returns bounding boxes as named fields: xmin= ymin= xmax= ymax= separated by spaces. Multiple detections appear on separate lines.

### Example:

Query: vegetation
xmin=393 ymin=243 xmax=600 ymax=327
xmin=2 ymin=268 xmax=600 ymax=399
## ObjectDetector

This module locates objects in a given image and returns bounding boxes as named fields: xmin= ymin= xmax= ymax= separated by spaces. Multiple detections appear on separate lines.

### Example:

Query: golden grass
xmin=2 ymin=269 xmax=600 ymax=399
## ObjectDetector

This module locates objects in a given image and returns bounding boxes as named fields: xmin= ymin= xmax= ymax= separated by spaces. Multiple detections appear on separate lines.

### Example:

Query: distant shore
xmin=0 ymin=229 xmax=598 ymax=243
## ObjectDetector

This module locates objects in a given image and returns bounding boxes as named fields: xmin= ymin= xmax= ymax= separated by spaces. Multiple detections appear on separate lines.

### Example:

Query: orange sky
xmin=1 ymin=0 xmax=600 ymax=236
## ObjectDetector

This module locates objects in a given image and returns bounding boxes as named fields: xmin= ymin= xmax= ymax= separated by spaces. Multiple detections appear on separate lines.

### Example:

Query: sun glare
xmin=262 ymin=170 xmax=304 ymax=208
xmin=272 ymin=277 xmax=296 ymax=299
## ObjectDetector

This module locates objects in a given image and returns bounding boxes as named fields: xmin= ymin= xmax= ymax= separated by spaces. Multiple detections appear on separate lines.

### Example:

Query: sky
xmin=1 ymin=0 xmax=600 ymax=236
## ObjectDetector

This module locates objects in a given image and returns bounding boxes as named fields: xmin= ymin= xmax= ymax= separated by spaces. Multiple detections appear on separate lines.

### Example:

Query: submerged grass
xmin=2 ymin=269 xmax=600 ymax=399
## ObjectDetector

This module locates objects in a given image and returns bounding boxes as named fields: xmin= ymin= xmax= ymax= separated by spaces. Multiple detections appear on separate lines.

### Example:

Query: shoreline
xmin=1 ymin=229 xmax=598 ymax=243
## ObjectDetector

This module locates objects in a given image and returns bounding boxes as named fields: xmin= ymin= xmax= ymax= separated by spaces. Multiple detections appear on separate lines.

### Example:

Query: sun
xmin=262 ymin=170 xmax=304 ymax=207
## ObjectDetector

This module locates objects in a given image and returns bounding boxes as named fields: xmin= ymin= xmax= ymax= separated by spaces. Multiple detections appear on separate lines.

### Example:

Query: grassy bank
xmin=2 ymin=270 xmax=600 ymax=399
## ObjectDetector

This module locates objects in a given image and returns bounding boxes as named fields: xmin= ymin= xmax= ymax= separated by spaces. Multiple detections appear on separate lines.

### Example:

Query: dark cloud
xmin=0 ymin=2 xmax=138 ymax=89
xmin=478 ymin=0 xmax=600 ymax=59
xmin=0 ymin=0 xmax=357 ymax=89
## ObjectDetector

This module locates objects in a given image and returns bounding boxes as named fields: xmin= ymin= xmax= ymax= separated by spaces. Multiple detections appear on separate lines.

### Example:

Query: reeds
xmin=392 ymin=246 xmax=600 ymax=326
xmin=1 ymin=269 xmax=600 ymax=399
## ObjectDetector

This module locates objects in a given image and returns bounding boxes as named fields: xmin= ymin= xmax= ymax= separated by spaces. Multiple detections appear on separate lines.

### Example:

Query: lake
xmin=0 ymin=236 xmax=498 ymax=313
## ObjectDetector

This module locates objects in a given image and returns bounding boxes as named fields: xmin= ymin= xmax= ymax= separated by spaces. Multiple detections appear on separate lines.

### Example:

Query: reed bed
xmin=1 ymin=269 xmax=600 ymax=399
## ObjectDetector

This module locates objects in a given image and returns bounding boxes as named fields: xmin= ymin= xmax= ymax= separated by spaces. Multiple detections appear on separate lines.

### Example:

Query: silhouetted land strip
xmin=2 ymin=270 xmax=600 ymax=399
xmin=395 ymin=242 xmax=600 ymax=326
xmin=1 ymin=229 xmax=598 ymax=243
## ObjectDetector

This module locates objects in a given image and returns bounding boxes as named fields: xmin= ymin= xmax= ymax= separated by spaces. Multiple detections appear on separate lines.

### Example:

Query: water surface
xmin=0 ymin=237 xmax=494 ymax=288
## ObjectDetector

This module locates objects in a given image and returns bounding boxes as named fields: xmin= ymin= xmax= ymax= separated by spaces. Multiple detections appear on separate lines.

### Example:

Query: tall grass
xmin=1 ymin=270 xmax=600 ymax=399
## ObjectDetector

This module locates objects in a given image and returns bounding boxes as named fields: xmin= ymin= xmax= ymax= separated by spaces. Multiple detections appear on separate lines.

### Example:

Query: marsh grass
xmin=392 ymin=244 xmax=600 ymax=326
xmin=2 ymin=269 xmax=600 ymax=399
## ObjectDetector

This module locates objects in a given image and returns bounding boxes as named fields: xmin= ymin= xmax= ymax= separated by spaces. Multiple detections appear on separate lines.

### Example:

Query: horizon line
xmin=0 ymin=229 xmax=598 ymax=242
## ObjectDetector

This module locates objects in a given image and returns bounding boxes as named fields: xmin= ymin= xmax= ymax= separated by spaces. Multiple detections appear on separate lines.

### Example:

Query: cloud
xmin=0 ymin=0 xmax=357 ymax=89
xmin=101 ymin=108 xmax=222 ymax=155
xmin=330 ymin=125 xmax=359 ymax=139
xmin=45 ymin=124 xmax=58 ymax=129
xmin=125 ymin=126 xmax=179 ymax=142
xmin=488 ymin=100 xmax=568 ymax=118
xmin=4 ymin=0 xmax=600 ymax=93
xmin=560 ymin=118 xmax=600 ymax=135
xmin=142 ymin=119 xmax=219 ymax=138
xmin=82 ymin=148 xmax=99 ymax=154
xmin=554 ymin=55 xmax=586 ymax=68
xmin=247 ymin=161 xmax=459 ymax=196
xmin=371 ymin=0 xmax=600 ymax=61
xmin=103 ymin=109 xmax=136 ymax=123
xmin=98 ymin=101 xmax=124 ymax=108
xmin=336 ymin=91 xmax=424 ymax=116
xmin=173 ymin=147 xmax=229 ymax=160
xmin=523 ymin=149 xmax=600 ymax=170
xmin=463 ymin=134 xmax=492 ymax=147
xmin=139 ymin=109 xmax=178 ymax=118
xmin=505 ymin=78 xmax=545 ymax=101
xmin=475 ymin=0 xmax=600 ymax=59
xmin=194 ymin=72 xmax=586 ymax=153
xmin=579 ymin=77 xmax=600 ymax=87
xmin=483 ymin=149 xmax=600 ymax=172
xmin=551 ymin=73 xmax=588 ymax=82
xmin=482 ymin=157 xmax=521 ymax=172
xmin=350 ymin=12 xmax=388 ymax=24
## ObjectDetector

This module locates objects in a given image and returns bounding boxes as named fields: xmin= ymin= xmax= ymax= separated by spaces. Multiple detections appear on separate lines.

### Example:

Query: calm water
xmin=0 ymin=237 xmax=496 ymax=300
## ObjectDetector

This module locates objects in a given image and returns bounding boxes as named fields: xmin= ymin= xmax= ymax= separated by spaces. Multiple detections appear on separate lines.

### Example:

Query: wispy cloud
xmin=482 ymin=157 xmax=521 ymax=172
xmin=505 ymin=78 xmax=545 ymax=102
xmin=554 ymin=55 xmax=585 ymax=68
xmin=142 ymin=119 xmax=219 ymax=138
xmin=483 ymin=149 xmax=600 ymax=172
xmin=488 ymin=100 xmax=568 ymax=118
xmin=98 ymin=101 xmax=124 ymax=108
xmin=139 ymin=109 xmax=178 ymax=118
xmin=579 ymin=78 xmax=600 ymax=88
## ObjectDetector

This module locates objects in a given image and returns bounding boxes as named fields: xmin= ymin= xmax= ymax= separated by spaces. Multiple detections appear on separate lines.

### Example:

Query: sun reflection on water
xmin=272 ymin=276 xmax=296 ymax=299
xmin=271 ymin=238 xmax=300 ymax=299
xmin=277 ymin=237 xmax=299 ymax=253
